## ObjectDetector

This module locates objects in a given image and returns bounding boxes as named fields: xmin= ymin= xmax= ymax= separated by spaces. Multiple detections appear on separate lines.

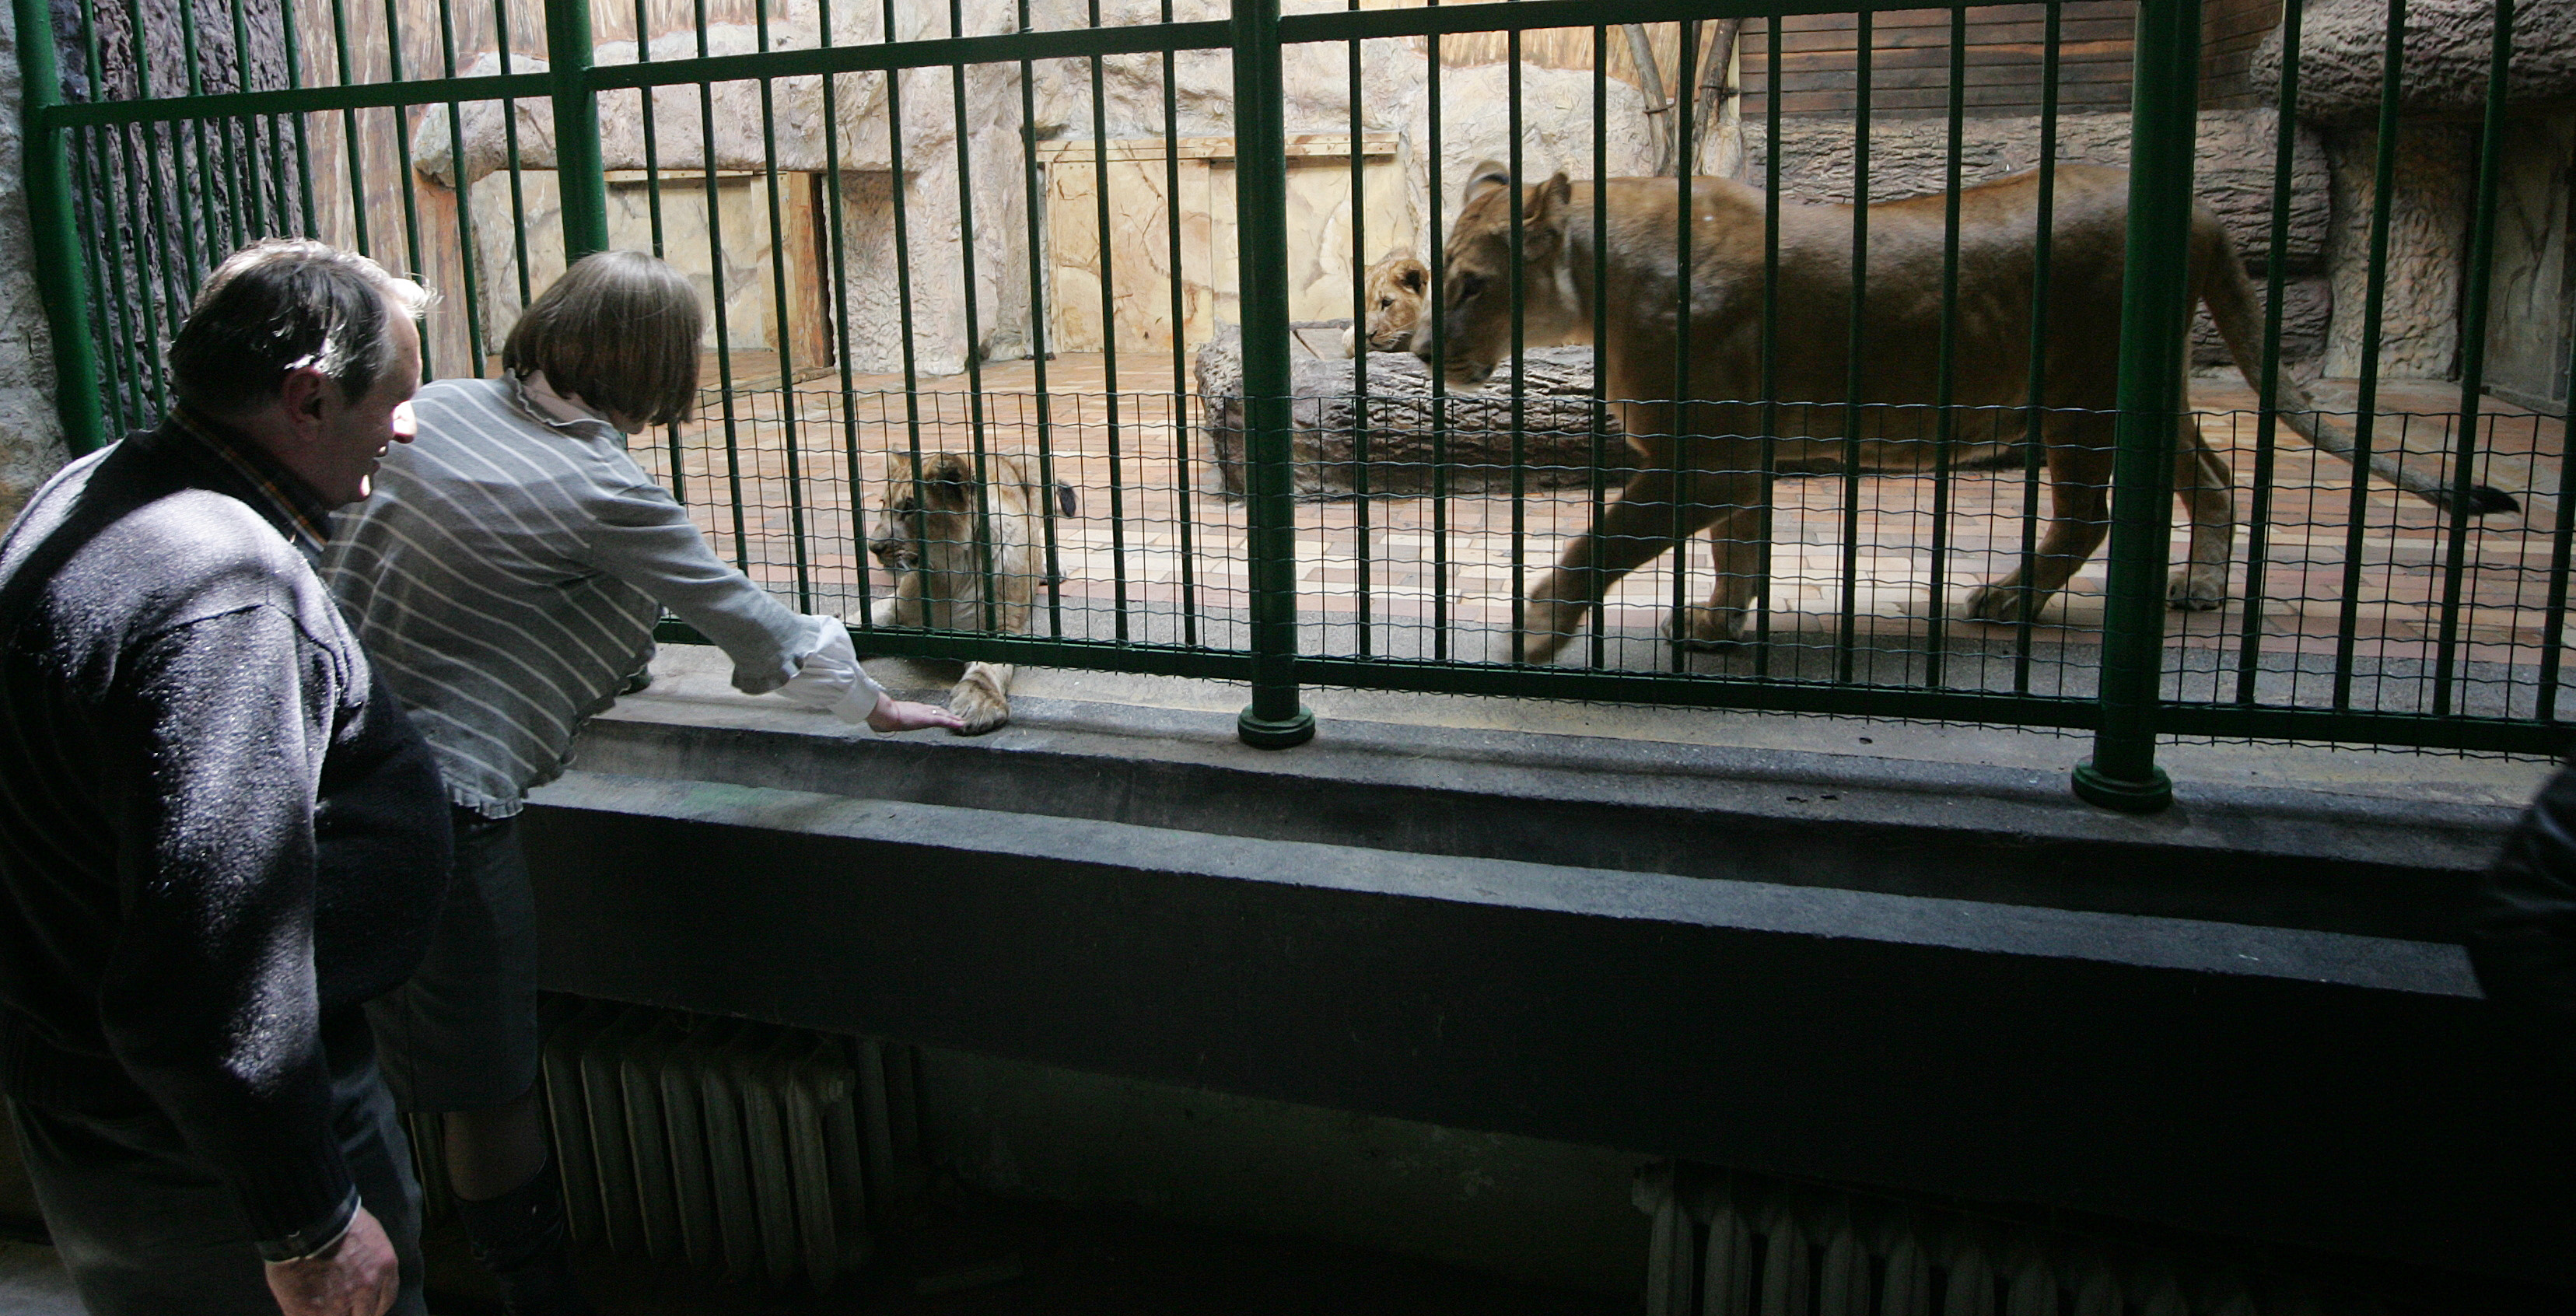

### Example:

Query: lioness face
xmin=1417 ymin=164 xmax=1577 ymax=389
xmin=1361 ymin=254 xmax=1430 ymax=352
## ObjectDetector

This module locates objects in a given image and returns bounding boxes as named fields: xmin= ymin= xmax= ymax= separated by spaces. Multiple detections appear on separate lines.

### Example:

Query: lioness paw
xmin=1671 ymin=605 xmax=1748 ymax=652
xmin=1965 ymin=583 xmax=2048 ymax=625
xmin=949 ymin=684 xmax=1010 ymax=736
xmin=2166 ymin=568 xmax=2226 ymax=612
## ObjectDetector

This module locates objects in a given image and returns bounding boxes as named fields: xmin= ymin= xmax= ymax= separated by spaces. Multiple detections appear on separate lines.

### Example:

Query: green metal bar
xmin=106 ymin=116 xmax=166 ymax=419
xmin=1426 ymin=28 xmax=1448 ymax=663
xmin=1507 ymin=28 xmax=1526 ymax=663
xmin=1671 ymin=19 xmax=1698 ymax=677
xmin=1835 ymin=10 xmax=1868 ymax=684
xmin=692 ymin=0 xmax=747 ymax=567
xmin=13 ymin=0 xmax=108 ymax=453
xmin=754 ymin=0 xmax=814 ymax=612
xmin=1279 ymin=0 xmax=2003 ymax=46
xmin=873 ymin=0 xmax=931 ymax=638
xmin=589 ymin=20 xmax=1233 ymax=89
xmin=1231 ymin=0 xmax=1313 ymax=747
xmin=492 ymin=0 xmax=534 ymax=310
xmin=546 ymin=0 xmax=611 ymax=258
xmin=1924 ymin=5 xmax=1965 ymax=688
xmin=227 ymin=0 xmax=272 ymax=234
xmin=632 ymin=0 xmax=665 ymax=254
xmin=1091 ymin=0 xmax=1128 ymax=642
xmin=436 ymin=0 xmax=490 ymax=373
xmin=327 ymin=0 xmax=370 ymax=254
xmin=1164 ymin=0 xmax=1198 ymax=648
xmin=279 ymin=0 xmax=320 ymax=234
xmin=2011 ymin=1 xmax=2060 ymax=692
xmin=1011 ymin=0 xmax=1062 ymax=639
xmin=383 ymin=0 xmax=433 ymax=374
xmin=1752 ymin=14 xmax=1779 ymax=672
xmin=40 ymin=70 xmax=559 ymax=126
xmin=2430 ymin=0 xmax=2515 ymax=716
xmin=2232 ymin=0 xmax=2303 ymax=705
xmin=945 ymin=0 xmax=997 ymax=640
xmin=2536 ymin=315 xmax=2576 ymax=721
xmin=1586 ymin=21 xmax=1608 ymax=671
xmin=1349 ymin=1 xmax=1371 ymax=659
xmin=816 ymin=0 xmax=865 ymax=621
xmin=72 ymin=125 xmax=136 ymax=436
xmin=2071 ymin=0 xmax=2200 ymax=814
xmin=2332 ymin=0 xmax=2405 ymax=712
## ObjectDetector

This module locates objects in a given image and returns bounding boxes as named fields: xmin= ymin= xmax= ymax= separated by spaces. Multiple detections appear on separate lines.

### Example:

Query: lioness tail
xmin=2193 ymin=218 xmax=2515 ymax=516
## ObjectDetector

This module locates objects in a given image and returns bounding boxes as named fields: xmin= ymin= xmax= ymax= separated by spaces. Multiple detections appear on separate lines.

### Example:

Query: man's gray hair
xmin=169 ymin=239 xmax=432 ymax=418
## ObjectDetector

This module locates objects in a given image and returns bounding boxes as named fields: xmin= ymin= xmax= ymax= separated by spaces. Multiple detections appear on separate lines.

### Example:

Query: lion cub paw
xmin=2165 ymin=568 xmax=2226 ymax=612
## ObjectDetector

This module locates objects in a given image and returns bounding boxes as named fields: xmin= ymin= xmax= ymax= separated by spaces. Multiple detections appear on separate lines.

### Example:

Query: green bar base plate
xmin=1237 ymin=705 xmax=1317 ymax=750
xmin=2070 ymin=761 xmax=2174 ymax=814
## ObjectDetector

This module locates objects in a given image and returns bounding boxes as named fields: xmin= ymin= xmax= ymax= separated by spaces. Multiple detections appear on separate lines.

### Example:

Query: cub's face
xmin=869 ymin=453 xmax=972 ymax=573
xmin=1417 ymin=166 xmax=1577 ymax=389
xmin=1360 ymin=254 xmax=1430 ymax=352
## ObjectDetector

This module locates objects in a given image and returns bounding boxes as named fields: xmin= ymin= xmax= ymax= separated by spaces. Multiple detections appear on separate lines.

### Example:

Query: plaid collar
xmin=164 ymin=407 xmax=334 ymax=561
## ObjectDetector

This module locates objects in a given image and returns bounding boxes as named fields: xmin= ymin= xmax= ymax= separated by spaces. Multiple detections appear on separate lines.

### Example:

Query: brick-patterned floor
xmin=631 ymin=352 xmax=2567 ymax=717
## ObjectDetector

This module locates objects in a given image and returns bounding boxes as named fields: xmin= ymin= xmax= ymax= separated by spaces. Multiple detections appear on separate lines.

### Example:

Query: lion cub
xmin=866 ymin=451 xmax=1075 ymax=735
xmin=1339 ymin=253 xmax=1430 ymax=356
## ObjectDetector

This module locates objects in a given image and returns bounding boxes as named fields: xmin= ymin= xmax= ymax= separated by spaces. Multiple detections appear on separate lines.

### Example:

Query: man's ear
xmin=1462 ymin=160 xmax=1513 ymax=208
xmin=1522 ymin=173 xmax=1573 ymax=258
xmin=276 ymin=366 xmax=333 ymax=439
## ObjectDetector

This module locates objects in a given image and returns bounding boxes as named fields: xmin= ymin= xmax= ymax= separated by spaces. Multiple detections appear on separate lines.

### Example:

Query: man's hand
xmin=264 ymin=1206 xmax=398 ymax=1316
xmin=866 ymin=692 xmax=968 ymax=733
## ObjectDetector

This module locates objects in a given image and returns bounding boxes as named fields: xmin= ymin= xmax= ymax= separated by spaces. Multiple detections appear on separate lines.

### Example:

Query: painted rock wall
xmin=2 ymin=6 xmax=69 ymax=522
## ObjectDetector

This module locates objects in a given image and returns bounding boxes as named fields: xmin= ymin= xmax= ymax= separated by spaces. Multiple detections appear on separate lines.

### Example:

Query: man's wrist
xmin=254 ymin=1188 xmax=359 ymax=1265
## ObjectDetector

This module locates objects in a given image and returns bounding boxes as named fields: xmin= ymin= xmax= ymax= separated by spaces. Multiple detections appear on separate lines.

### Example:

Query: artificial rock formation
xmin=2249 ymin=0 xmax=2576 ymax=123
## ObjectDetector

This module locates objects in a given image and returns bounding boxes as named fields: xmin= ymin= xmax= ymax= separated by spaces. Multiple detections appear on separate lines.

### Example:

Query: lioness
xmin=866 ymin=451 xmax=1075 ymax=734
xmin=1340 ymin=252 xmax=1431 ymax=356
xmin=1422 ymin=161 xmax=2515 ymax=662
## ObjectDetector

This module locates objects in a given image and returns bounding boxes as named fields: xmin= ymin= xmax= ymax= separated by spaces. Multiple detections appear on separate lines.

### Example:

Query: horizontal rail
xmin=1278 ymin=0 xmax=2005 ymax=44
xmin=40 ymin=72 xmax=558 ymax=129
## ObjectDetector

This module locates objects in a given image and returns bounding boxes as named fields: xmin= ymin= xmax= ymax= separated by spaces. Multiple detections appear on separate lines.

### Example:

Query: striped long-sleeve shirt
xmin=323 ymin=375 xmax=835 ymax=817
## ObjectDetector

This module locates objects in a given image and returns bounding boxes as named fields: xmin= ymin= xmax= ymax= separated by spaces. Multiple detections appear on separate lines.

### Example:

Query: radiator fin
xmin=405 ymin=997 xmax=919 ymax=1294
xmin=1638 ymin=1163 xmax=2390 ymax=1316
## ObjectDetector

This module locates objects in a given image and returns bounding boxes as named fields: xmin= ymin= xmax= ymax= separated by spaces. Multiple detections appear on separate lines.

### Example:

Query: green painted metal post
xmin=12 ymin=0 xmax=107 ymax=455
xmin=545 ymin=0 xmax=610 ymax=261
xmin=2072 ymin=0 xmax=2200 ymax=814
xmin=1230 ymin=0 xmax=1313 ymax=749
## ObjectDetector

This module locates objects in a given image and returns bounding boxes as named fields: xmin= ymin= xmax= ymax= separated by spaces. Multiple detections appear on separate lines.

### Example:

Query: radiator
xmin=1636 ymin=1163 xmax=2371 ymax=1316
xmin=405 ymin=997 xmax=923 ymax=1294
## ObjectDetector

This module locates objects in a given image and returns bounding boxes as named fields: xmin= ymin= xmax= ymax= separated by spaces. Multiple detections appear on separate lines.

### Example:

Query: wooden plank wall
xmin=1733 ymin=0 xmax=2286 ymax=119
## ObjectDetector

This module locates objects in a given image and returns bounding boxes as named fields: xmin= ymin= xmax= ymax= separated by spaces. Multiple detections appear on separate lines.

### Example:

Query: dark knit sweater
xmin=0 ymin=417 xmax=450 ymax=1254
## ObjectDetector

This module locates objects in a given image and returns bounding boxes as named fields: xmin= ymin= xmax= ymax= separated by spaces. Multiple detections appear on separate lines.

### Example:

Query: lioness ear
xmin=1462 ymin=159 xmax=1513 ymax=208
xmin=1055 ymin=481 xmax=1079 ymax=519
xmin=1524 ymin=172 xmax=1566 ymax=244
xmin=1395 ymin=258 xmax=1428 ymax=295
xmin=926 ymin=453 xmax=974 ymax=504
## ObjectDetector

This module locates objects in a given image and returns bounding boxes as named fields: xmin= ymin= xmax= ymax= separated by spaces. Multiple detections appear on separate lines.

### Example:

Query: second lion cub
xmin=866 ymin=450 xmax=1075 ymax=734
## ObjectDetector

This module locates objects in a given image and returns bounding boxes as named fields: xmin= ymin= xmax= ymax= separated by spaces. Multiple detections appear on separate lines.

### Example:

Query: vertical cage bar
xmin=2011 ymin=1 xmax=2060 ymax=692
xmin=1588 ymin=20 xmax=1610 ymax=672
xmin=2536 ymin=320 xmax=2576 ymax=722
xmin=548 ymin=0 xmax=611 ymax=258
xmin=817 ymin=0 xmax=865 ymax=621
xmin=1836 ymin=12 xmax=1870 ymax=684
xmin=2429 ymin=0 xmax=2515 ymax=717
xmin=755 ymin=0 xmax=814 ymax=613
xmin=1671 ymin=20 xmax=1697 ymax=677
xmin=1925 ymin=5 xmax=1966 ymax=688
xmin=1507 ymin=30 xmax=1527 ymax=662
xmin=280 ymin=0 xmax=320 ymax=234
xmin=329 ymin=0 xmax=370 ymax=254
xmin=1231 ymin=0 xmax=1314 ymax=747
xmin=14 ymin=0 xmax=108 ymax=453
xmin=1011 ymin=0 xmax=1062 ymax=638
xmin=1164 ymin=0 xmax=1197 ymax=646
xmin=2233 ymin=0 xmax=2304 ymax=705
xmin=1090 ymin=1 xmax=1127 ymax=641
xmin=437 ymin=0 xmax=491 ymax=373
xmin=880 ymin=0 xmax=932 ymax=635
xmin=2073 ymin=0 xmax=2200 ymax=814
xmin=948 ymin=0 xmax=998 ymax=638
xmin=1753 ymin=14 xmax=1780 ymax=672
xmin=1426 ymin=26 xmax=1447 ymax=663
xmin=695 ymin=0 xmax=749 ymax=567
xmin=1349 ymin=5 xmax=1372 ymax=658
xmin=492 ymin=0 xmax=534 ymax=311
xmin=2331 ymin=0 xmax=2405 ymax=712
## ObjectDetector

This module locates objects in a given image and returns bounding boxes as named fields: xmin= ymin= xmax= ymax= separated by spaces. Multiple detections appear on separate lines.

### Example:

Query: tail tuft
xmin=2454 ymin=485 xmax=2521 ymax=516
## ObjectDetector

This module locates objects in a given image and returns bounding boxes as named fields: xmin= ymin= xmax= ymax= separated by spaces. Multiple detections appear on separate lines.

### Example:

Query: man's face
xmin=302 ymin=301 xmax=422 ymax=506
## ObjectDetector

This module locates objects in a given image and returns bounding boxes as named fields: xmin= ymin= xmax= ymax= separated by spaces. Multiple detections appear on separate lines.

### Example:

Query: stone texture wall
xmin=2320 ymin=121 xmax=2474 ymax=380
xmin=2 ymin=5 xmax=71 ymax=523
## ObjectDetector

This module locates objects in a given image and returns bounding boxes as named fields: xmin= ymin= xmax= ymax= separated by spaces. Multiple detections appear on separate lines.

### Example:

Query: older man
xmin=0 ymin=241 xmax=451 ymax=1316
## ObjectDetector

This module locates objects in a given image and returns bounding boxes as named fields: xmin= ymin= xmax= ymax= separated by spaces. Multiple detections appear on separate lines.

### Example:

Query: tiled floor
xmin=632 ymin=351 xmax=2567 ymax=717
